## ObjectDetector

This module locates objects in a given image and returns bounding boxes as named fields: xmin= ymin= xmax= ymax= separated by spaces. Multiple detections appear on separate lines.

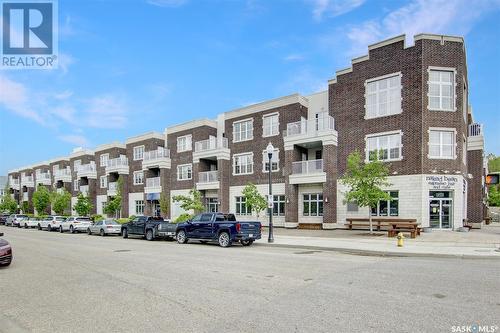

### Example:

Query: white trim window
xmin=73 ymin=179 xmax=79 ymax=191
xmin=235 ymin=196 xmax=251 ymax=215
xmin=365 ymin=73 xmax=402 ymax=119
xmin=100 ymin=153 xmax=109 ymax=167
xmin=100 ymin=175 xmax=107 ymax=189
xmin=133 ymin=145 xmax=145 ymax=161
xmin=133 ymin=171 xmax=144 ymax=185
xmin=233 ymin=119 xmax=253 ymax=142
xmin=177 ymin=135 xmax=192 ymax=153
xmin=428 ymin=68 xmax=455 ymax=111
xmin=366 ymin=131 xmax=402 ymax=162
xmin=429 ymin=129 xmax=455 ymax=159
xmin=135 ymin=200 xmax=145 ymax=215
xmin=303 ymin=193 xmax=323 ymax=217
xmin=262 ymin=149 xmax=279 ymax=172
xmin=371 ymin=191 xmax=399 ymax=216
xmin=177 ymin=164 xmax=192 ymax=180
xmin=266 ymin=195 xmax=285 ymax=216
xmin=262 ymin=113 xmax=279 ymax=137
xmin=233 ymin=153 xmax=253 ymax=175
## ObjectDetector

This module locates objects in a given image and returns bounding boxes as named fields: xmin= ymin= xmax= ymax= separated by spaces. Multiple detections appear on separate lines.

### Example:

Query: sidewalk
xmin=255 ymin=224 xmax=500 ymax=259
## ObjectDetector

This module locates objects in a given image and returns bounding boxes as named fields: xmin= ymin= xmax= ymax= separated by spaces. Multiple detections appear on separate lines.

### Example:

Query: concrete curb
xmin=255 ymin=242 xmax=500 ymax=260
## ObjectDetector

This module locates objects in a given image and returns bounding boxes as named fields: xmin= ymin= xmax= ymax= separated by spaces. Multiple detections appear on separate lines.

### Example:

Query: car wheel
xmin=122 ymin=228 xmax=128 ymax=239
xmin=47 ymin=225 xmax=51 ymax=232
xmin=241 ymin=240 xmax=254 ymax=246
xmin=176 ymin=230 xmax=188 ymax=244
xmin=70 ymin=225 xmax=74 ymax=234
xmin=145 ymin=229 xmax=154 ymax=241
xmin=59 ymin=226 xmax=63 ymax=233
xmin=218 ymin=231 xmax=232 ymax=248
xmin=100 ymin=229 xmax=105 ymax=237
xmin=87 ymin=228 xmax=92 ymax=235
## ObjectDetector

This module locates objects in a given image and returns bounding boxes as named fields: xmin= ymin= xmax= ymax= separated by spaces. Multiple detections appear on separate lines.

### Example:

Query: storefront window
xmin=303 ymin=194 xmax=323 ymax=216
xmin=371 ymin=191 xmax=399 ymax=216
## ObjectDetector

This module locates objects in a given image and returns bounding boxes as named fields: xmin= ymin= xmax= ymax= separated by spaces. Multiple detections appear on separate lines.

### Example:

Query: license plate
xmin=249 ymin=234 xmax=253 ymax=238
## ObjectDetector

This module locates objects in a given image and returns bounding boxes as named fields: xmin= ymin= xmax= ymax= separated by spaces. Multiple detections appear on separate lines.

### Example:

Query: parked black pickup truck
xmin=175 ymin=212 xmax=262 ymax=247
xmin=121 ymin=216 xmax=177 ymax=241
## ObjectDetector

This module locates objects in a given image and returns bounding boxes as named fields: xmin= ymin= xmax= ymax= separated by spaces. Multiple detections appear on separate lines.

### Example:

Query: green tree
xmin=340 ymin=151 xmax=391 ymax=233
xmin=0 ymin=185 xmax=18 ymax=213
xmin=159 ymin=192 xmax=169 ymax=218
xmin=73 ymin=192 xmax=93 ymax=216
xmin=487 ymin=154 xmax=500 ymax=173
xmin=51 ymin=189 xmax=72 ymax=215
xmin=104 ymin=177 xmax=123 ymax=218
xmin=172 ymin=188 xmax=204 ymax=221
xmin=488 ymin=185 xmax=500 ymax=207
xmin=32 ymin=185 xmax=51 ymax=215
xmin=21 ymin=200 xmax=31 ymax=214
xmin=242 ymin=183 xmax=267 ymax=217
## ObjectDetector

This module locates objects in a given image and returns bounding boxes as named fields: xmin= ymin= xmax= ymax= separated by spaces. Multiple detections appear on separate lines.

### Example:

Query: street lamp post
xmin=266 ymin=142 xmax=274 ymax=243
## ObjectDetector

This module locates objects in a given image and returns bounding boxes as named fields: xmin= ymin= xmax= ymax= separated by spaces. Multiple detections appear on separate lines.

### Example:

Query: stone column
xmin=284 ymin=148 xmax=302 ymax=227
xmin=217 ymin=158 xmax=231 ymax=212
xmin=467 ymin=150 xmax=484 ymax=224
xmin=322 ymin=144 xmax=338 ymax=228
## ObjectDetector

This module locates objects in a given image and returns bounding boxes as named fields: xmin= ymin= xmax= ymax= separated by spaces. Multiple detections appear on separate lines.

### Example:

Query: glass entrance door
xmin=429 ymin=191 xmax=453 ymax=229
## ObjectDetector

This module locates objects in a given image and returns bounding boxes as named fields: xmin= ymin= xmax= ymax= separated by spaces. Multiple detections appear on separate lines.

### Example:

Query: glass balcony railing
xmin=292 ymin=159 xmax=324 ymax=175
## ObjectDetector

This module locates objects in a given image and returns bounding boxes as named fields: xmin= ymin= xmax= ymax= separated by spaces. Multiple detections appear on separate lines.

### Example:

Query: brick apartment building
xmin=6 ymin=34 xmax=487 ymax=230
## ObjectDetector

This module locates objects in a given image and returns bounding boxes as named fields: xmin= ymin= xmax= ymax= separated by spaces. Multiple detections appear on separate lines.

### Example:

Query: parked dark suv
xmin=121 ymin=216 xmax=177 ymax=241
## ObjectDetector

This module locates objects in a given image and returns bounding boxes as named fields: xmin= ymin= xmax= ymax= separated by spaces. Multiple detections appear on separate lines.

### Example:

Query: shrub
xmin=174 ymin=213 xmax=192 ymax=223
xmin=91 ymin=214 xmax=104 ymax=222
xmin=116 ymin=218 xmax=130 ymax=224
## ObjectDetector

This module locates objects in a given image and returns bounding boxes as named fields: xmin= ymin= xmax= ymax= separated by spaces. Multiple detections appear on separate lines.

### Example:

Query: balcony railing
xmin=198 ymin=171 xmax=218 ymax=183
xmin=468 ymin=123 xmax=482 ymax=137
xmin=143 ymin=148 xmax=170 ymax=161
xmin=284 ymin=114 xmax=335 ymax=137
xmin=21 ymin=175 xmax=33 ymax=182
xmin=78 ymin=163 xmax=96 ymax=173
xmin=108 ymin=182 xmax=118 ymax=191
xmin=54 ymin=168 xmax=72 ymax=177
xmin=107 ymin=156 xmax=128 ymax=168
xmin=146 ymin=177 xmax=161 ymax=188
xmin=292 ymin=159 xmax=324 ymax=175
xmin=194 ymin=137 xmax=228 ymax=152
xmin=9 ymin=178 xmax=20 ymax=185
xmin=36 ymin=172 xmax=51 ymax=180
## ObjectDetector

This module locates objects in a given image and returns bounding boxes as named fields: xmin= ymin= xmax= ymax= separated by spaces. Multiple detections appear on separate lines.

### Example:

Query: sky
xmin=1 ymin=0 xmax=499 ymax=175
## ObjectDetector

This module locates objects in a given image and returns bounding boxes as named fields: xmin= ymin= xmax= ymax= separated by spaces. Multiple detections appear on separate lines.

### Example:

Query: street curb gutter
xmin=255 ymin=243 xmax=500 ymax=260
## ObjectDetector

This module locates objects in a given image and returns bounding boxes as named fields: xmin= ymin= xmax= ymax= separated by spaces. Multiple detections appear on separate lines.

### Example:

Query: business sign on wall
xmin=426 ymin=175 xmax=459 ymax=190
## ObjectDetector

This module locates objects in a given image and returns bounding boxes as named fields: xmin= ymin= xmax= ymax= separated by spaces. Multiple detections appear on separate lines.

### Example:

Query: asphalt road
xmin=0 ymin=226 xmax=499 ymax=333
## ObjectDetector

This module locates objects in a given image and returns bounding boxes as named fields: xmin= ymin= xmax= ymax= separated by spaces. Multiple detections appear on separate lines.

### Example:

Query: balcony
xmin=196 ymin=170 xmax=219 ymax=190
xmin=77 ymin=163 xmax=97 ymax=179
xmin=289 ymin=159 xmax=326 ymax=185
xmin=79 ymin=185 xmax=89 ymax=196
xmin=9 ymin=178 xmax=20 ymax=190
xmin=283 ymin=114 xmax=337 ymax=150
xmin=54 ymin=168 xmax=72 ymax=183
xmin=467 ymin=123 xmax=484 ymax=151
xmin=107 ymin=182 xmax=118 ymax=196
xmin=142 ymin=148 xmax=171 ymax=170
xmin=22 ymin=192 xmax=29 ymax=201
xmin=193 ymin=137 xmax=230 ymax=162
xmin=36 ymin=172 xmax=51 ymax=186
xmin=21 ymin=175 xmax=34 ymax=188
xmin=144 ymin=176 xmax=162 ymax=194
xmin=106 ymin=156 xmax=129 ymax=175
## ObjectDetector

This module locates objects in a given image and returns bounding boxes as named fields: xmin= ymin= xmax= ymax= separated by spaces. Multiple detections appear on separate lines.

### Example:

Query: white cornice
xmin=166 ymin=119 xmax=217 ymax=135
xmin=94 ymin=141 xmax=126 ymax=152
xmin=368 ymin=34 xmax=406 ymax=51
xmin=414 ymin=33 xmax=464 ymax=44
xmin=47 ymin=156 xmax=70 ymax=164
xmin=125 ymin=131 xmax=164 ymax=144
xmin=224 ymin=93 xmax=309 ymax=120
xmin=69 ymin=149 xmax=94 ymax=159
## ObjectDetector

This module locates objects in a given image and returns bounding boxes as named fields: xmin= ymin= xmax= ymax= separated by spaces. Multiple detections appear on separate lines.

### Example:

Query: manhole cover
xmin=294 ymin=250 xmax=322 ymax=255
xmin=113 ymin=249 xmax=131 ymax=253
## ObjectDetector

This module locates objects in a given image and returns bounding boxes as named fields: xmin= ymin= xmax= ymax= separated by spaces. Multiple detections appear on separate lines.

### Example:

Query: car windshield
xmin=105 ymin=220 xmax=120 ymax=225
xmin=56 ymin=217 xmax=66 ymax=221
xmin=76 ymin=218 xmax=91 ymax=221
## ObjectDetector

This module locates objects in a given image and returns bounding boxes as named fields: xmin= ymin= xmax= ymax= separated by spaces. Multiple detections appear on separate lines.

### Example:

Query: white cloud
xmin=279 ymin=68 xmax=327 ymax=95
xmin=284 ymin=54 xmax=305 ymax=61
xmin=58 ymin=134 xmax=90 ymax=147
xmin=58 ymin=53 xmax=76 ymax=75
xmin=0 ymin=75 xmax=46 ymax=125
xmin=311 ymin=0 xmax=365 ymax=20
xmin=84 ymin=95 xmax=128 ymax=129
xmin=54 ymin=90 xmax=74 ymax=100
xmin=147 ymin=0 xmax=188 ymax=7
xmin=345 ymin=0 xmax=500 ymax=56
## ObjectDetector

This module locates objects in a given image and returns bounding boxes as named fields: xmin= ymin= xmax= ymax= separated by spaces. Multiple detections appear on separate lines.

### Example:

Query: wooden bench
xmin=345 ymin=218 xmax=387 ymax=231
xmin=387 ymin=221 xmax=420 ymax=239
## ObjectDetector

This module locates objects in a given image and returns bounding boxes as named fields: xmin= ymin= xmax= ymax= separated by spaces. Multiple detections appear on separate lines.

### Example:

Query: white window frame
xmin=427 ymin=66 xmax=457 ymax=112
xmin=371 ymin=191 xmax=399 ymax=217
xmin=428 ymin=127 xmax=457 ymax=160
xmin=133 ymin=171 xmax=144 ymax=185
xmin=262 ymin=113 xmax=279 ymax=137
xmin=133 ymin=145 xmax=145 ymax=161
xmin=233 ymin=152 xmax=254 ymax=175
xmin=364 ymin=72 xmax=402 ymax=119
xmin=235 ymin=196 xmax=251 ymax=215
xmin=266 ymin=194 xmax=285 ymax=216
xmin=233 ymin=118 xmax=254 ymax=143
xmin=365 ymin=130 xmax=403 ymax=162
xmin=73 ymin=179 xmax=79 ymax=191
xmin=302 ymin=193 xmax=323 ymax=217
xmin=262 ymin=149 xmax=279 ymax=173
xmin=100 ymin=175 xmax=107 ymax=189
xmin=100 ymin=153 xmax=109 ymax=167
xmin=135 ymin=200 xmax=145 ymax=215
xmin=177 ymin=164 xmax=192 ymax=181
xmin=177 ymin=135 xmax=192 ymax=153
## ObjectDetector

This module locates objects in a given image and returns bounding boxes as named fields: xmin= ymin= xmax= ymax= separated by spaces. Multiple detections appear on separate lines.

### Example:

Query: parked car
xmin=121 ymin=216 xmax=176 ymax=241
xmin=23 ymin=217 xmax=40 ymax=229
xmin=0 ymin=232 xmax=12 ymax=267
xmin=0 ymin=213 xmax=10 ymax=225
xmin=6 ymin=214 xmax=28 ymax=228
xmin=87 ymin=219 xmax=122 ymax=236
xmin=60 ymin=217 xmax=92 ymax=233
xmin=38 ymin=216 xmax=66 ymax=231
xmin=175 ymin=212 xmax=261 ymax=247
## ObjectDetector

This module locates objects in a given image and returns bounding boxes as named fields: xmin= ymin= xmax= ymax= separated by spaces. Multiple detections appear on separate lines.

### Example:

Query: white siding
xmin=128 ymin=192 xmax=144 ymax=216
xmin=96 ymin=195 xmax=107 ymax=216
